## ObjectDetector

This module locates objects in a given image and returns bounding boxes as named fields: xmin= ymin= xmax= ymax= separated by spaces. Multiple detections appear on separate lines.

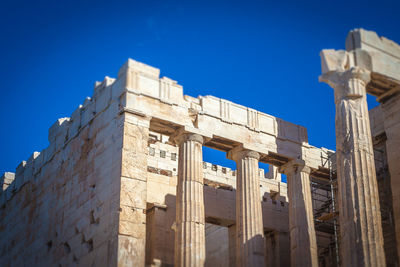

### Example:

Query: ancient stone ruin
xmin=0 ymin=28 xmax=399 ymax=267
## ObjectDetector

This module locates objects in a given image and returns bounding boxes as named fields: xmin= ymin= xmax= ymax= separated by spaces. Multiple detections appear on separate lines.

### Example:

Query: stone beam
xmin=345 ymin=28 xmax=400 ymax=98
xmin=115 ymin=58 xmax=333 ymax=176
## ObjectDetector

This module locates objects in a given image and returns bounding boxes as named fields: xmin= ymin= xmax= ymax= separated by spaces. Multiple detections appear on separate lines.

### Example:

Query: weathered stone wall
xmin=380 ymin=94 xmax=400 ymax=262
xmin=205 ymin=224 xmax=229 ymax=267
xmin=0 ymin=77 xmax=124 ymax=266
xmin=0 ymin=57 xmax=336 ymax=267
xmin=117 ymin=112 xmax=151 ymax=266
xmin=370 ymin=105 xmax=400 ymax=266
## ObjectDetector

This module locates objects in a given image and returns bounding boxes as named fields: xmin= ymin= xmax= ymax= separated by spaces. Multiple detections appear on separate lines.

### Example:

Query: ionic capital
xmin=227 ymin=145 xmax=260 ymax=161
xmin=279 ymin=159 xmax=311 ymax=176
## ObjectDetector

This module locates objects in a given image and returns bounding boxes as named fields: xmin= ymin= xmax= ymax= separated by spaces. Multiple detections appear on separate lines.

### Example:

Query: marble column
xmin=229 ymin=148 xmax=265 ymax=267
xmin=280 ymin=160 xmax=318 ymax=267
xmin=320 ymin=67 xmax=386 ymax=266
xmin=174 ymin=133 xmax=205 ymax=267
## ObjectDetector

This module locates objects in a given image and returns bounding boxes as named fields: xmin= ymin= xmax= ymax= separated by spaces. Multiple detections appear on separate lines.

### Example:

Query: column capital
xmin=279 ymin=159 xmax=311 ymax=176
xmin=169 ymin=126 xmax=211 ymax=145
xmin=319 ymin=67 xmax=371 ymax=99
xmin=174 ymin=132 xmax=204 ymax=145
xmin=227 ymin=145 xmax=260 ymax=161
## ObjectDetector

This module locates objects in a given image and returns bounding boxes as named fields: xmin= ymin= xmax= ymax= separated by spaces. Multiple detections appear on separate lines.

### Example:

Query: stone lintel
xmin=325 ymin=29 xmax=400 ymax=97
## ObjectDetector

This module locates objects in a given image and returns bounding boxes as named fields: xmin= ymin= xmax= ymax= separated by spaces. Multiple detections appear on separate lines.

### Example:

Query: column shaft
xmin=174 ymin=133 xmax=205 ymax=267
xmin=281 ymin=161 xmax=318 ymax=267
xmin=322 ymin=67 xmax=386 ymax=266
xmin=234 ymin=150 xmax=265 ymax=267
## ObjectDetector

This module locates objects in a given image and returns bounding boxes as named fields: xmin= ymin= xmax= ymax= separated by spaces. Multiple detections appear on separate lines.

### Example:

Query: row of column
xmin=173 ymin=63 xmax=387 ymax=267
xmin=173 ymin=132 xmax=318 ymax=266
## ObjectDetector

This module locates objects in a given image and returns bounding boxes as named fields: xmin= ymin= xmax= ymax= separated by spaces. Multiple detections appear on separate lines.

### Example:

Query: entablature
xmin=118 ymin=59 xmax=333 ymax=179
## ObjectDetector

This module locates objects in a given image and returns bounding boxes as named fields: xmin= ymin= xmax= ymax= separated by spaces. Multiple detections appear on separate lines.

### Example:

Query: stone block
xmin=101 ymin=100 xmax=119 ymax=125
xmin=118 ymin=58 xmax=160 ymax=80
xmin=42 ymin=145 xmax=54 ymax=164
xmin=5 ymin=184 xmax=14 ymax=201
xmin=0 ymin=189 xmax=5 ymax=205
xmin=129 ymin=113 xmax=151 ymax=128
xmin=120 ymin=177 xmax=147 ymax=209
xmin=1 ymin=172 xmax=15 ymax=191
xmin=320 ymin=49 xmax=348 ymax=74
xmin=117 ymin=235 xmax=146 ymax=267
xmin=33 ymin=152 xmax=43 ymax=175
xmin=69 ymin=105 xmax=82 ymax=138
xmin=111 ymin=74 xmax=126 ymax=100
xmin=15 ymin=160 xmax=26 ymax=183
xmin=159 ymin=76 xmax=183 ymax=104
xmin=92 ymin=242 xmax=109 ymax=267
xmin=119 ymin=219 xmax=146 ymax=239
xmin=81 ymin=97 xmax=95 ymax=127
xmin=79 ymin=251 xmax=96 ymax=267
xmin=94 ymin=78 xmax=113 ymax=114
xmin=48 ymin=117 xmax=70 ymax=145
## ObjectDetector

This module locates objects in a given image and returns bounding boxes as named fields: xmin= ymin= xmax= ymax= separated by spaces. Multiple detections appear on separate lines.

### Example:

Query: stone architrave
xmin=320 ymin=51 xmax=386 ymax=266
xmin=174 ymin=133 xmax=206 ymax=267
xmin=228 ymin=148 xmax=265 ymax=267
xmin=280 ymin=160 xmax=318 ymax=267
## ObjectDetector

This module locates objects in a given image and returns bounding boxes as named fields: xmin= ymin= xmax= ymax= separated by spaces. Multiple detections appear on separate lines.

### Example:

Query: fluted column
xmin=174 ymin=133 xmax=205 ymax=267
xmin=229 ymin=148 xmax=265 ymax=267
xmin=320 ymin=67 xmax=386 ymax=266
xmin=280 ymin=160 xmax=318 ymax=267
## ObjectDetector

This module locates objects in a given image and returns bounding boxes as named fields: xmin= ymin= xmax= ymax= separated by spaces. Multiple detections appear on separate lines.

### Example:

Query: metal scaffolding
xmin=310 ymin=152 xmax=340 ymax=267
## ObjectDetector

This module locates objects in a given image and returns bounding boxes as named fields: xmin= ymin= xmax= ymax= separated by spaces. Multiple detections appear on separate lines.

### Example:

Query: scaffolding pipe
xmin=328 ymin=153 xmax=340 ymax=267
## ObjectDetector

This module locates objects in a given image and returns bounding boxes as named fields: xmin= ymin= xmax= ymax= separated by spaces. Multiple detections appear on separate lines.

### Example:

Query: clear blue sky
xmin=1 ymin=0 xmax=399 ymax=174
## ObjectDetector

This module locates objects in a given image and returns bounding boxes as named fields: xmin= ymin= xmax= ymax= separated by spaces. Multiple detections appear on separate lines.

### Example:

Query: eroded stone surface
xmin=1 ymin=28 xmax=399 ymax=267
xmin=320 ymin=55 xmax=387 ymax=266
xmin=280 ymin=160 xmax=318 ymax=267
